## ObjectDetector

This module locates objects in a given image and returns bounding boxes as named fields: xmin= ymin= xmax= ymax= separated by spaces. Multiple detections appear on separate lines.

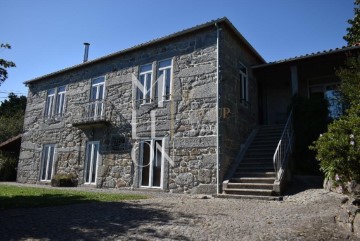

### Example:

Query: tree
xmin=0 ymin=93 xmax=27 ymax=143
xmin=0 ymin=43 xmax=16 ymax=85
xmin=310 ymin=55 xmax=360 ymax=189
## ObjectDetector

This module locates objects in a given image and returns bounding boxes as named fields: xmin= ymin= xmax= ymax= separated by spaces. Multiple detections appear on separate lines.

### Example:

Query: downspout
xmin=215 ymin=22 xmax=220 ymax=195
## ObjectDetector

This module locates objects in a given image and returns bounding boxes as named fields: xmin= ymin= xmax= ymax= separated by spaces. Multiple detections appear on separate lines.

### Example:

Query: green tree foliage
xmin=0 ymin=43 xmax=16 ymax=85
xmin=337 ymin=56 xmax=360 ymax=107
xmin=311 ymin=57 xmax=360 ymax=184
xmin=0 ymin=93 xmax=27 ymax=143
xmin=311 ymin=105 xmax=360 ymax=182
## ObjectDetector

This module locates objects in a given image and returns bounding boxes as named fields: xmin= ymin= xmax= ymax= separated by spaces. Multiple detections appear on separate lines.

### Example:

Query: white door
xmin=84 ymin=141 xmax=100 ymax=184
xmin=140 ymin=140 xmax=163 ymax=188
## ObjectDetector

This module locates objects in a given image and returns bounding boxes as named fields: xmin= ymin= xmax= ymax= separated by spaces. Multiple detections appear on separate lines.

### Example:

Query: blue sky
xmin=0 ymin=0 xmax=354 ymax=100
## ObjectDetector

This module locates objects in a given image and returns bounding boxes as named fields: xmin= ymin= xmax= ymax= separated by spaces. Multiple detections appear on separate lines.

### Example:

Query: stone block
xmin=175 ymin=173 xmax=193 ymax=186
xmin=198 ymin=169 xmax=211 ymax=183
xmin=354 ymin=213 xmax=360 ymax=237
xmin=190 ymin=184 xmax=216 ymax=195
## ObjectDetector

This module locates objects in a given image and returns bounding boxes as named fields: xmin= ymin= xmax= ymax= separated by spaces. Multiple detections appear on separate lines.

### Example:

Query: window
xmin=140 ymin=139 xmax=163 ymax=188
xmin=157 ymin=59 xmax=172 ymax=101
xmin=309 ymin=83 xmax=342 ymax=119
xmin=55 ymin=86 xmax=66 ymax=117
xmin=89 ymin=77 xmax=105 ymax=119
xmin=44 ymin=89 xmax=55 ymax=119
xmin=137 ymin=64 xmax=152 ymax=104
xmin=40 ymin=144 xmax=55 ymax=181
xmin=44 ymin=86 xmax=66 ymax=120
xmin=239 ymin=63 xmax=248 ymax=104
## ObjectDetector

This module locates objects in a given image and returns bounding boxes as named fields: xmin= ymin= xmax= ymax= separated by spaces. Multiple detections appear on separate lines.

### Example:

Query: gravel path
xmin=0 ymin=180 xmax=359 ymax=241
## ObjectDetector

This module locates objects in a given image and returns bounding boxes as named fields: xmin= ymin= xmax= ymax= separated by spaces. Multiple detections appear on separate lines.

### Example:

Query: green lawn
xmin=0 ymin=184 xmax=148 ymax=209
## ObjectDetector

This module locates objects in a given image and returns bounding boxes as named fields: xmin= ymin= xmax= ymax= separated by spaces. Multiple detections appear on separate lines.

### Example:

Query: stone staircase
xmin=222 ymin=125 xmax=284 ymax=199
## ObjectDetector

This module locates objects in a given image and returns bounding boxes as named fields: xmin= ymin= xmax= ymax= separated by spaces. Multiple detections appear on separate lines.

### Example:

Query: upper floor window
xmin=45 ymin=89 xmax=55 ymax=119
xmin=45 ymin=86 xmax=66 ymax=120
xmin=89 ymin=77 xmax=105 ymax=119
xmin=157 ymin=59 xmax=172 ymax=101
xmin=239 ymin=63 xmax=248 ymax=104
xmin=55 ymin=86 xmax=66 ymax=117
xmin=137 ymin=64 xmax=152 ymax=104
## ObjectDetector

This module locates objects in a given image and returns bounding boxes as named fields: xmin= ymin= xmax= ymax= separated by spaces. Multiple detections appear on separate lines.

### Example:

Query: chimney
xmin=83 ymin=43 xmax=90 ymax=63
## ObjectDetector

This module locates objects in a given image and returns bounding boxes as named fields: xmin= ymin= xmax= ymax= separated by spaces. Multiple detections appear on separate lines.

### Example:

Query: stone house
xmin=17 ymin=17 xmax=360 ymax=197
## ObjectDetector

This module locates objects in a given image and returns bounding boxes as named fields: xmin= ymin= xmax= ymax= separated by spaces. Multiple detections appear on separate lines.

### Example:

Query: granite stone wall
xmin=17 ymin=26 xmax=219 ymax=193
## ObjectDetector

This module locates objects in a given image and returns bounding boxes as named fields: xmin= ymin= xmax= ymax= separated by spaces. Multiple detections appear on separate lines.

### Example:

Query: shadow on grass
xmin=0 ymin=193 xmax=99 ymax=209
xmin=0 ymin=199 xmax=193 ymax=240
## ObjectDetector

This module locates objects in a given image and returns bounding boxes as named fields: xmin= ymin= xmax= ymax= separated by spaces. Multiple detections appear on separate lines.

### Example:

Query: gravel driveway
xmin=0 ymin=180 xmax=359 ymax=241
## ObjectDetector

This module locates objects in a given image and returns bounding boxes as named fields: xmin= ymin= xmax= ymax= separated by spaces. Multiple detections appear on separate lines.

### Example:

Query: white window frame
xmin=239 ymin=62 xmax=248 ymax=104
xmin=139 ymin=138 xmax=164 ymax=189
xmin=157 ymin=59 xmax=172 ymax=102
xmin=55 ymin=86 xmax=66 ymax=118
xmin=90 ymin=76 xmax=106 ymax=119
xmin=44 ymin=89 xmax=55 ymax=119
xmin=84 ymin=141 xmax=100 ymax=185
xmin=40 ymin=144 xmax=56 ymax=181
xmin=44 ymin=86 xmax=67 ymax=120
xmin=137 ymin=64 xmax=153 ymax=104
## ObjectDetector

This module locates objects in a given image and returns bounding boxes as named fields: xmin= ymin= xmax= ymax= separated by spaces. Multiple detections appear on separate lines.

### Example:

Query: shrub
xmin=0 ymin=151 xmax=18 ymax=181
xmin=310 ymin=105 xmax=360 ymax=184
xmin=51 ymin=173 xmax=78 ymax=187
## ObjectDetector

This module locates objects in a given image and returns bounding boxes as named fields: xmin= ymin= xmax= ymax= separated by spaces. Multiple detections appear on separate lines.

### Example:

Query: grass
xmin=0 ymin=184 xmax=148 ymax=210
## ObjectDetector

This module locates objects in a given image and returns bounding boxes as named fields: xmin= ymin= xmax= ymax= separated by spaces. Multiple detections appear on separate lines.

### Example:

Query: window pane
xmin=145 ymin=73 xmax=151 ymax=101
xmin=137 ymin=75 xmax=145 ymax=100
xmin=58 ymin=86 xmax=66 ymax=93
xmin=98 ymin=85 xmax=104 ymax=100
xmin=48 ymin=89 xmax=55 ymax=95
xmin=92 ymin=77 xmax=105 ymax=85
xmin=85 ymin=145 xmax=92 ymax=183
xmin=152 ymin=140 xmax=162 ymax=187
xmin=47 ymin=146 xmax=54 ymax=180
xmin=91 ymin=144 xmax=98 ymax=183
xmin=41 ymin=147 xmax=49 ymax=180
xmin=141 ymin=141 xmax=151 ymax=186
xmin=45 ymin=95 xmax=54 ymax=117
xmin=140 ymin=64 xmax=152 ymax=73
xmin=164 ymin=68 xmax=171 ymax=100
xmin=159 ymin=59 xmax=171 ymax=69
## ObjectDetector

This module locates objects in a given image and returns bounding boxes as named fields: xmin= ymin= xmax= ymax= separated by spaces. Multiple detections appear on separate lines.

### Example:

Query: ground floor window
xmin=84 ymin=141 xmax=100 ymax=184
xmin=40 ymin=144 xmax=55 ymax=181
xmin=140 ymin=139 xmax=163 ymax=188
xmin=309 ymin=83 xmax=342 ymax=119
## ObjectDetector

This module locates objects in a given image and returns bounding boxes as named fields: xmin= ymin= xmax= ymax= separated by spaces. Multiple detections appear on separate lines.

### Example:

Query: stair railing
xmin=273 ymin=110 xmax=294 ymax=181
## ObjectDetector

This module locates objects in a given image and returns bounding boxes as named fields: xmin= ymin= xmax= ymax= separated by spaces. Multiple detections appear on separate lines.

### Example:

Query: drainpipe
xmin=215 ymin=22 xmax=220 ymax=195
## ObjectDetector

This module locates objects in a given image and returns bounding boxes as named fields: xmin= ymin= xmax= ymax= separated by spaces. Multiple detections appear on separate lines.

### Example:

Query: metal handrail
xmin=273 ymin=110 xmax=294 ymax=181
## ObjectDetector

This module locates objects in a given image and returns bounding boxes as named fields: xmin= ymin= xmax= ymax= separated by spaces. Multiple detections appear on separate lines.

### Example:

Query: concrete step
xmin=227 ymin=182 xmax=273 ymax=190
xmin=240 ymin=160 xmax=273 ymax=165
xmin=216 ymin=194 xmax=282 ymax=201
xmin=235 ymin=172 xmax=276 ymax=178
xmin=236 ymin=167 xmax=274 ymax=172
xmin=230 ymin=177 xmax=275 ymax=184
xmin=239 ymin=163 xmax=273 ymax=169
xmin=224 ymin=188 xmax=274 ymax=196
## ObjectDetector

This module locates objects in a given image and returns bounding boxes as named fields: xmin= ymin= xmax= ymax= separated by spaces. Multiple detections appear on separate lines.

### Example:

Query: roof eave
xmin=252 ymin=45 xmax=360 ymax=69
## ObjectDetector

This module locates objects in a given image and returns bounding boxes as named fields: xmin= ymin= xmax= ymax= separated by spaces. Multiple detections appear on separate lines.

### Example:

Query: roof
xmin=253 ymin=44 xmax=360 ymax=69
xmin=25 ymin=17 xmax=265 ymax=85
xmin=0 ymin=134 xmax=22 ymax=150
